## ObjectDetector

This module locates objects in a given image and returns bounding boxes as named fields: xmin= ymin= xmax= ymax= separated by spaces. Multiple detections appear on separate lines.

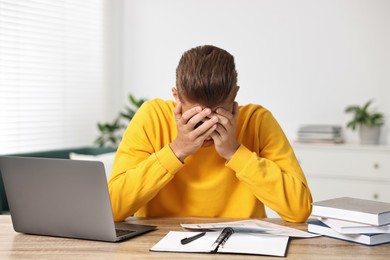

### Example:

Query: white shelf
xmin=292 ymin=143 xmax=390 ymax=203
xmin=292 ymin=142 xmax=390 ymax=152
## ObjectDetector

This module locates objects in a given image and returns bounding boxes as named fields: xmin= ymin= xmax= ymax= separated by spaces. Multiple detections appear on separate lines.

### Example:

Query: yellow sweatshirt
xmin=108 ymin=99 xmax=312 ymax=222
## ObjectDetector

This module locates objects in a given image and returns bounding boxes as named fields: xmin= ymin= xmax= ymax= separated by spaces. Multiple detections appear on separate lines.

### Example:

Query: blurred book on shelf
xmin=296 ymin=124 xmax=344 ymax=144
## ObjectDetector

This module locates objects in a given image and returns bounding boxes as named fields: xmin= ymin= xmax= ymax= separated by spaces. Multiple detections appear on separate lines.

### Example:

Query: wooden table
xmin=0 ymin=215 xmax=389 ymax=259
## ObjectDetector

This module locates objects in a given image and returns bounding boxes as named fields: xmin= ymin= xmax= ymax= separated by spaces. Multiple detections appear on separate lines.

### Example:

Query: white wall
xmin=121 ymin=0 xmax=390 ymax=144
xmin=104 ymin=0 xmax=125 ymax=120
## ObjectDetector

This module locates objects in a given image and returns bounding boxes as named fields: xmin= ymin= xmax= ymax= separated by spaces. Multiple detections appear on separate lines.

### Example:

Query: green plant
xmin=95 ymin=94 xmax=147 ymax=147
xmin=345 ymin=100 xmax=384 ymax=131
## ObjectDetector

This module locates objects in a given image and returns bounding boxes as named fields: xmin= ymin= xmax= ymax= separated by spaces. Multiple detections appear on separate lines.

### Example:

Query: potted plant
xmin=345 ymin=100 xmax=384 ymax=145
xmin=95 ymin=94 xmax=147 ymax=147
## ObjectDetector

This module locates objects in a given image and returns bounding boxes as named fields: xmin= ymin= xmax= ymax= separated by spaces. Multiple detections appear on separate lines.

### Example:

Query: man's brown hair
xmin=176 ymin=45 xmax=238 ymax=107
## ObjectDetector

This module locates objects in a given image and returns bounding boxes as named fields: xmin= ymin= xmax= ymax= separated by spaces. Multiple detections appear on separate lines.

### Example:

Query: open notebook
xmin=150 ymin=229 xmax=289 ymax=257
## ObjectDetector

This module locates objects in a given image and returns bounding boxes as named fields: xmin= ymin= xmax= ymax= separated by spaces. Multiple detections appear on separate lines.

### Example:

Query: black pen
xmin=181 ymin=232 xmax=206 ymax=245
xmin=211 ymin=227 xmax=234 ymax=252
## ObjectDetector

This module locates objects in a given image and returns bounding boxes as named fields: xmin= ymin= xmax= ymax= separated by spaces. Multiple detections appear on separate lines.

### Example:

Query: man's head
xmin=174 ymin=45 xmax=239 ymax=109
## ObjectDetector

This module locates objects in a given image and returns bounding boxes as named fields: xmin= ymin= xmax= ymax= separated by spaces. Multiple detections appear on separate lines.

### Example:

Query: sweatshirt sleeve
xmin=107 ymin=101 xmax=183 ymax=221
xmin=226 ymin=110 xmax=312 ymax=222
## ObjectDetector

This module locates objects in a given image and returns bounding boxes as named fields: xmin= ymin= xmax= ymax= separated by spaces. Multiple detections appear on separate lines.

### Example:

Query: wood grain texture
xmin=0 ymin=216 xmax=389 ymax=259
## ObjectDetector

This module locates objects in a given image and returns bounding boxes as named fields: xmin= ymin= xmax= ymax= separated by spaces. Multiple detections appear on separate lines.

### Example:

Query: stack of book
xmin=296 ymin=125 xmax=344 ymax=143
xmin=308 ymin=197 xmax=390 ymax=245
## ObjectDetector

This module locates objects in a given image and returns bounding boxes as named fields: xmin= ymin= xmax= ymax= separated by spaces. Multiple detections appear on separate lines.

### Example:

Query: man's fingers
xmin=202 ymin=124 xmax=218 ymax=139
xmin=180 ymin=106 xmax=202 ymax=123
xmin=183 ymin=107 xmax=212 ymax=128
xmin=215 ymin=102 xmax=239 ymax=128
xmin=192 ymin=115 xmax=218 ymax=136
xmin=216 ymin=107 xmax=232 ymax=120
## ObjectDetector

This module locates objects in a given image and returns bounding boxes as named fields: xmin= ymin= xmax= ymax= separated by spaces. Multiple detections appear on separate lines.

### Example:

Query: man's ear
xmin=229 ymin=85 xmax=240 ymax=102
xmin=235 ymin=85 xmax=240 ymax=95
xmin=172 ymin=87 xmax=179 ymax=102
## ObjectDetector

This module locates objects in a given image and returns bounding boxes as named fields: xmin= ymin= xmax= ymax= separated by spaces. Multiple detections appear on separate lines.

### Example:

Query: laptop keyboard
xmin=115 ymin=229 xmax=136 ymax=237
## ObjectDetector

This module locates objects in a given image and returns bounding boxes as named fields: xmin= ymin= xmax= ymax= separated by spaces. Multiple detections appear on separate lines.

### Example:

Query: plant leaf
xmin=345 ymin=99 xmax=385 ymax=130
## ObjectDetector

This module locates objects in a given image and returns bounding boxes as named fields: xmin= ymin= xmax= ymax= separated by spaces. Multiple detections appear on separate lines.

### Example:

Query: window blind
xmin=0 ymin=0 xmax=106 ymax=154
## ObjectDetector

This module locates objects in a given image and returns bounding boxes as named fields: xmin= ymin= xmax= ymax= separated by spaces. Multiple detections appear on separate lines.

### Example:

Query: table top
xmin=0 ymin=215 xmax=389 ymax=259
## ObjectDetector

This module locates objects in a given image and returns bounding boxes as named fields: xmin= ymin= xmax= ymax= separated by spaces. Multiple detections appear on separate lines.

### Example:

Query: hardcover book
xmin=320 ymin=217 xmax=390 ymax=234
xmin=312 ymin=197 xmax=390 ymax=226
xmin=307 ymin=220 xmax=390 ymax=246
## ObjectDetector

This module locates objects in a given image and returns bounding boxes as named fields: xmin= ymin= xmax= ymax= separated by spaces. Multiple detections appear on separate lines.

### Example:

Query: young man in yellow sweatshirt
xmin=108 ymin=45 xmax=312 ymax=222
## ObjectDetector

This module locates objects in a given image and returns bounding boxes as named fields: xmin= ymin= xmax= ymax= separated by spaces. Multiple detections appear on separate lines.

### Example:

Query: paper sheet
xmin=181 ymin=219 xmax=319 ymax=238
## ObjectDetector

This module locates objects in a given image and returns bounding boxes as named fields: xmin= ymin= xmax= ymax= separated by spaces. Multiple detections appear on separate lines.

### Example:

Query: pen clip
xmin=211 ymin=227 xmax=234 ymax=252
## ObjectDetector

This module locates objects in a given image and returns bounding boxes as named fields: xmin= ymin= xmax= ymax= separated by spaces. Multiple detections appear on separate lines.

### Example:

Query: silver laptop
xmin=0 ymin=156 xmax=156 ymax=242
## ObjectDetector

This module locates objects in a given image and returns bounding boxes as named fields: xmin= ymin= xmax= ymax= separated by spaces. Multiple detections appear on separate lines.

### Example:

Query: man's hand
xmin=210 ymin=102 xmax=240 ymax=160
xmin=169 ymin=101 xmax=218 ymax=162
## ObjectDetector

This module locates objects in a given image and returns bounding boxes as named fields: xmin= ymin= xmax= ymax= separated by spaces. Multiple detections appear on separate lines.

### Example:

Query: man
xmin=108 ymin=45 xmax=312 ymax=222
